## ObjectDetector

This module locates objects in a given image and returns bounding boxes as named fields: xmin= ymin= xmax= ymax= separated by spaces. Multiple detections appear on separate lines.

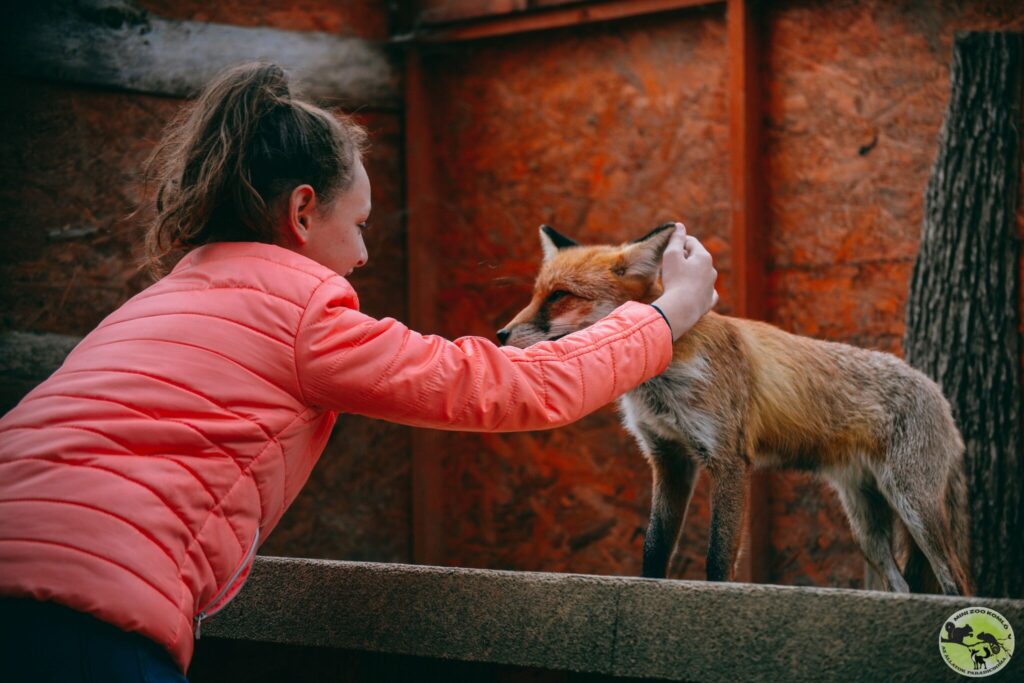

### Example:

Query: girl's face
xmin=282 ymin=158 xmax=372 ymax=277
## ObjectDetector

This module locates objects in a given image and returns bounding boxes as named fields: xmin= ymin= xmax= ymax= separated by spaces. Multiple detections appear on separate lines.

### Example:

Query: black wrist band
xmin=650 ymin=304 xmax=673 ymax=337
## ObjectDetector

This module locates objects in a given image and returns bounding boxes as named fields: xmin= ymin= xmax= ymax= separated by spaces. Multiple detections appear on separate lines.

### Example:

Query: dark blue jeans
xmin=0 ymin=598 xmax=188 ymax=682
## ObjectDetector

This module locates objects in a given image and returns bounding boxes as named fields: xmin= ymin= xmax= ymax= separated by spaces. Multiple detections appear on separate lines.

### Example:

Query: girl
xmin=0 ymin=63 xmax=718 ymax=681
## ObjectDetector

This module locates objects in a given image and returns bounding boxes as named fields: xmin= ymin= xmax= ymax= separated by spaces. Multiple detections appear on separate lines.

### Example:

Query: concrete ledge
xmin=205 ymin=557 xmax=1023 ymax=682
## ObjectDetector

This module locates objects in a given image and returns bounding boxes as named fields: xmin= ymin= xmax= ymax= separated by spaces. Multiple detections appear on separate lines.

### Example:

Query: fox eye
xmin=547 ymin=290 xmax=571 ymax=303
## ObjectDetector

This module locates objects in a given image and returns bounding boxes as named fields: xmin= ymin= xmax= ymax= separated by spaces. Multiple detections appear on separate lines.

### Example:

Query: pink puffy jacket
xmin=0 ymin=241 xmax=673 ymax=671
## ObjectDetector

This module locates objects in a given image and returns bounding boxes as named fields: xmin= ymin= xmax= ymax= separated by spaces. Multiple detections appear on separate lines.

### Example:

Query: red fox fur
xmin=499 ymin=223 xmax=972 ymax=595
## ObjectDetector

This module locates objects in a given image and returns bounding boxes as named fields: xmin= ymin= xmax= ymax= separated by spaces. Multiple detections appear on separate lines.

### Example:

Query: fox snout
xmin=496 ymin=313 xmax=575 ymax=349
xmin=491 ymin=317 xmax=573 ymax=348
xmin=498 ymin=286 xmax=602 ymax=348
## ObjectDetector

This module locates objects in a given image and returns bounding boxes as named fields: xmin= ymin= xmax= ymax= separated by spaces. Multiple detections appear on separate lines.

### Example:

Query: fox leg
xmin=830 ymin=469 xmax=909 ymax=592
xmin=895 ymin=518 xmax=944 ymax=594
xmin=641 ymin=435 xmax=700 ymax=578
xmin=706 ymin=461 xmax=747 ymax=582
xmin=877 ymin=473 xmax=966 ymax=596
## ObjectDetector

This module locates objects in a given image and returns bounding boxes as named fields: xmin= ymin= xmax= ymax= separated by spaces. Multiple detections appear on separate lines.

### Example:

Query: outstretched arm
xmin=295 ymin=281 xmax=673 ymax=432
xmin=296 ymin=224 xmax=717 ymax=431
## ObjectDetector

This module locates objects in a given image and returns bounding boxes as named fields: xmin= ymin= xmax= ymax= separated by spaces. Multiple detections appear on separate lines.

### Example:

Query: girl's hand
xmin=652 ymin=222 xmax=718 ymax=340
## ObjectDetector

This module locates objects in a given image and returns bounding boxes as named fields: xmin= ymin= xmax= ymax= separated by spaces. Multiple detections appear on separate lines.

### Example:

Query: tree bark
xmin=904 ymin=32 xmax=1023 ymax=598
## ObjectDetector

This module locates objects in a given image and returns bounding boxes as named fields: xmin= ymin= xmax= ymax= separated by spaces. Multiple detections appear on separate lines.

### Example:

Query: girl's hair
xmin=141 ymin=62 xmax=368 ymax=276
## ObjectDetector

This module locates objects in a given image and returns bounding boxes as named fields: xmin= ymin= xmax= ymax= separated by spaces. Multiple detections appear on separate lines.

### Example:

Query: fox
xmin=497 ymin=223 xmax=972 ymax=595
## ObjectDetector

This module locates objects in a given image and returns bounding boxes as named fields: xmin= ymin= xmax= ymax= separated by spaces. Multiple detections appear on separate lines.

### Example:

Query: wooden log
xmin=904 ymin=32 xmax=1023 ymax=598
xmin=2 ymin=1 xmax=400 ymax=108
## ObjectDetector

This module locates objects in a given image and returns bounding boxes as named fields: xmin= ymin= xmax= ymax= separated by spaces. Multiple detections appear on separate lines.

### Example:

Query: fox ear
xmin=539 ymin=224 xmax=579 ymax=262
xmin=621 ymin=223 xmax=676 ymax=279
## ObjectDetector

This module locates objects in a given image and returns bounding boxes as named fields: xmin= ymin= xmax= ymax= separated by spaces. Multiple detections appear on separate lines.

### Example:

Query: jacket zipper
xmin=193 ymin=527 xmax=260 ymax=639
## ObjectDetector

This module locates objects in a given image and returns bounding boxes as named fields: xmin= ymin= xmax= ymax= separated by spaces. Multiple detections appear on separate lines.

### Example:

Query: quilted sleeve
xmin=294 ymin=277 xmax=673 ymax=432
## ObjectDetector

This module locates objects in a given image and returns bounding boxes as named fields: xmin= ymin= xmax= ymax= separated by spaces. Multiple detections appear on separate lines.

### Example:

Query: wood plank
xmin=416 ymin=0 xmax=655 ymax=25
xmin=726 ymin=0 xmax=769 ymax=585
xmin=417 ymin=0 xmax=530 ymax=25
xmin=3 ymin=3 xmax=399 ymax=108
xmin=405 ymin=47 xmax=445 ymax=566
xmin=413 ymin=0 xmax=722 ymax=43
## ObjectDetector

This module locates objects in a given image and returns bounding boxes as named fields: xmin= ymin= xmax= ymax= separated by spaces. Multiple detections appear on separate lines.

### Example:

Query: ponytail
xmin=141 ymin=62 xmax=368 ymax=276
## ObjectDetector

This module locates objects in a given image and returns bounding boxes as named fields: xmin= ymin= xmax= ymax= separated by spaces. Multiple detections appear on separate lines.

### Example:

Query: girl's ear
xmin=539 ymin=224 xmax=579 ymax=262
xmin=619 ymin=223 xmax=675 ymax=280
xmin=286 ymin=184 xmax=317 ymax=245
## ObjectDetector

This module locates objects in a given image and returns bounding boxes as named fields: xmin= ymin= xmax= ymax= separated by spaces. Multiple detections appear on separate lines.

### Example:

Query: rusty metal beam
xmin=727 ymin=0 xmax=770 ymax=585
xmin=410 ymin=0 xmax=723 ymax=43
xmin=405 ymin=47 xmax=446 ymax=566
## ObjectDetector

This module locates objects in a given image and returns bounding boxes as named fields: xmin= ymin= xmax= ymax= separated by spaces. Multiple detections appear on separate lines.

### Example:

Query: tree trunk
xmin=904 ymin=32 xmax=1023 ymax=598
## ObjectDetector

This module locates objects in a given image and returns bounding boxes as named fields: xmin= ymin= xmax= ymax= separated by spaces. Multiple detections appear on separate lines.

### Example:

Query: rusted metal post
xmin=727 ymin=0 xmax=769 ymax=584
xmin=405 ymin=46 xmax=445 ymax=566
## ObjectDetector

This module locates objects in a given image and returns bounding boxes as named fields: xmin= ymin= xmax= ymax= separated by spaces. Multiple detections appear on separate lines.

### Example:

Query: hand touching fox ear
xmin=651 ymin=223 xmax=719 ymax=340
xmin=539 ymin=221 xmax=678 ymax=279
xmin=621 ymin=223 xmax=677 ymax=280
